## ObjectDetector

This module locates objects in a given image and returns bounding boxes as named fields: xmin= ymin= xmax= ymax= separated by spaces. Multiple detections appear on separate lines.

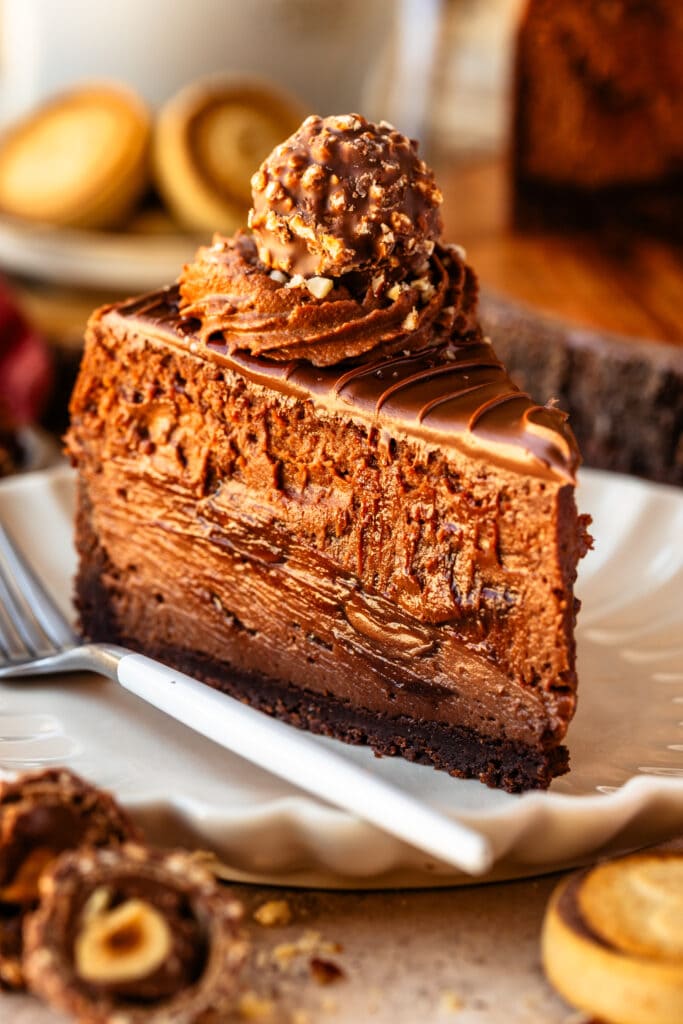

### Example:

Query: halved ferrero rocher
xmin=542 ymin=852 xmax=683 ymax=1024
xmin=153 ymin=75 xmax=305 ymax=235
xmin=0 ymin=768 xmax=140 ymax=990
xmin=23 ymin=844 xmax=247 ymax=1024
xmin=0 ymin=84 xmax=151 ymax=229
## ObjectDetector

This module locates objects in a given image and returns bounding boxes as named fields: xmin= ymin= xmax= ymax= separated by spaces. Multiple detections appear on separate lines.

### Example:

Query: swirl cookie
xmin=542 ymin=852 xmax=683 ymax=1024
xmin=153 ymin=76 xmax=304 ymax=235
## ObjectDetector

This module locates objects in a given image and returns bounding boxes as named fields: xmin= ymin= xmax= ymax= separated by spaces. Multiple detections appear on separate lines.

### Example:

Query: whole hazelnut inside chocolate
xmin=249 ymin=113 xmax=443 ymax=280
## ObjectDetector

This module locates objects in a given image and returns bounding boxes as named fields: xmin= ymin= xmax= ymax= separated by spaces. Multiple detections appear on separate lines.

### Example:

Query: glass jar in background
xmin=432 ymin=0 xmax=525 ymax=159
xmin=369 ymin=0 xmax=525 ymax=161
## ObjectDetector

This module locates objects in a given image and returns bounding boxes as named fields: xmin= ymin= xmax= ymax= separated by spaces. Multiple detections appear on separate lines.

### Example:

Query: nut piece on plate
xmin=249 ymin=113 xmax=443 ymax=279
xmin=542 ymin=851 xmax=683 ymax=1024
xmin=153 ymin=75 xmax=305 ymax=235
xmin=0 ymin=768 xmax=139 ymax=990
xmin=0 ymin=84 xmax=150 ymax=229
xmin=23 ymin=844 xmax=247 ymax=1024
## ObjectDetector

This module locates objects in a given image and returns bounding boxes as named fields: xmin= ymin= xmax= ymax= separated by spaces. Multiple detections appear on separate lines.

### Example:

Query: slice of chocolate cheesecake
xmin=67 ymin=115 xmax=590 ymax=791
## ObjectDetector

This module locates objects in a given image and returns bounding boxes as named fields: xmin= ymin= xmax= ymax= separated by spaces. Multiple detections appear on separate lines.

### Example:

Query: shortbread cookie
xmin=23 ymin=844 xmax=246 ymax=1024
xmin=0 ymin=84 xmax=150 ymax=228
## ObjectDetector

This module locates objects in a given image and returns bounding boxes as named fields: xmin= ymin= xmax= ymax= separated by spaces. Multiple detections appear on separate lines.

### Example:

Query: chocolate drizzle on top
xmin=116 ymin=289 xmax=579 ymax=482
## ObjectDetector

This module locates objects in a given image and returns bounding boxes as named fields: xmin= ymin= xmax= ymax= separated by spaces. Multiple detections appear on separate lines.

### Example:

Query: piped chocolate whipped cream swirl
xmin=179 ymin=113 xmax=479 ymax=366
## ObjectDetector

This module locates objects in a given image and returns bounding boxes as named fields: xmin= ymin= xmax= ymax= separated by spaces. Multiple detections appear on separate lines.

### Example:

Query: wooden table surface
xmin=4 ymin=157 xmax=682 ymax=1024
xmin=440 ymin=157 xmax=683 ymax=348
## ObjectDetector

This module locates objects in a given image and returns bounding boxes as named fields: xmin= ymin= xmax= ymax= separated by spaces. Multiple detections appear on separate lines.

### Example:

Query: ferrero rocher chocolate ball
xmin=249 ymin=113 xmax=443 ymax=280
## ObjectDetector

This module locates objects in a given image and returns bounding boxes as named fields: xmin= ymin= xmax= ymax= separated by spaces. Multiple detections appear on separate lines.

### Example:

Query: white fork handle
xmin=117 ymin=653 xmax=493 ymax=876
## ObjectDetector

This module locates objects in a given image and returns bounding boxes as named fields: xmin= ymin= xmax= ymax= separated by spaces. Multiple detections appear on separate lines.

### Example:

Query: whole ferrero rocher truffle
xmin=0 ymin=768 xmax=140 ymax=991
xmin=249 ymin=113 xmax=443 ymax=279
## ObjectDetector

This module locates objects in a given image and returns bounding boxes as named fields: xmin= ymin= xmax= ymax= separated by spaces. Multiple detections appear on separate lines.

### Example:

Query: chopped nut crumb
xmin=253 ymin=899 xmax=293 ymax=927
xmin=305 ymin=276 xmax=334 ymax=300
xmin=238 ymin=990 xmax=276 ymax=1020
xmin=285 ymin=274 xmax=305 ymax=290
xmin=272 ymin=930 xmax=337 ymax=970
xmin=438 ymin=990 xmax=464 ymax=1014
xmin=269 ymin=270 xmax=288 ymax=284
xmin=309 ymin=957 xmax=345 ymax=985
xmin=402 ymin=308 xmax=419 ymax=331
xmin=411 ymin=276 xmax=436 ymax=302
xmin=272 ymin=941 xmax=300 ymax=967
xmin=320 ymin=940 xmax=343 ymax=955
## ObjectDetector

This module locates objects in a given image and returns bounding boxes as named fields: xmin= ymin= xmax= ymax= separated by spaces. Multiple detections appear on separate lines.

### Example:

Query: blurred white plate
xmin=17 ymin=426 xmax=60 ymax=473
xmin=0 ymin=465 xmax=681 ymax=888
xmin=0 ymin=215 xmax=198 ymax=292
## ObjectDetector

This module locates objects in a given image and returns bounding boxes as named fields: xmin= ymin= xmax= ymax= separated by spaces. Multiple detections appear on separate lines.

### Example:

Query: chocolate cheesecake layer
xmin=67 ymin=290 xmax=587 ymax=791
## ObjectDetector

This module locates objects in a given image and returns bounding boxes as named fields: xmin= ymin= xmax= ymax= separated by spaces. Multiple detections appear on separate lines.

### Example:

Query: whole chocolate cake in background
xmin=479 ymin=294 xmax=683 ymax=488
xmin=67 ymin=114 xmax=591 ymax=793
xmin=512 ymin=0 xmax=683 ymax=233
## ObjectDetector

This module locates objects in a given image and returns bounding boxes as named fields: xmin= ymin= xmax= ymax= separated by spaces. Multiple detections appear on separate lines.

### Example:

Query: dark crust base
xmin=77 ymin=562 xmax=568 ymax=794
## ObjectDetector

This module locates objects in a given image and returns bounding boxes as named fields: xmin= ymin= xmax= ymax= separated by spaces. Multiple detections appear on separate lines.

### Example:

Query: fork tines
xmin=0 ymin=524 xmax=76 ymax=663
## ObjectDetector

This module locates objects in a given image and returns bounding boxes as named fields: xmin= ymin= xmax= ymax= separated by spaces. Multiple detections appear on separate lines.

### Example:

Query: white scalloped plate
xmin=0 ymin=464 xmax=681 ymax=888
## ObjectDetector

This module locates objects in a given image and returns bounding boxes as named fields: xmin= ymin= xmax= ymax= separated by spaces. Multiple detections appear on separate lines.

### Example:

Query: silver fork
xmin=0 ymin=522 xmax=493 ymax=876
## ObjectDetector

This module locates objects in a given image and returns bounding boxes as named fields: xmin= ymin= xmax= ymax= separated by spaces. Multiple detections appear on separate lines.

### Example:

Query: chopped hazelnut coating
xmin=249 ymin=113 xmax=443 ymax=279
xmin=0 ymin=768 xmax=139 ymax=991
